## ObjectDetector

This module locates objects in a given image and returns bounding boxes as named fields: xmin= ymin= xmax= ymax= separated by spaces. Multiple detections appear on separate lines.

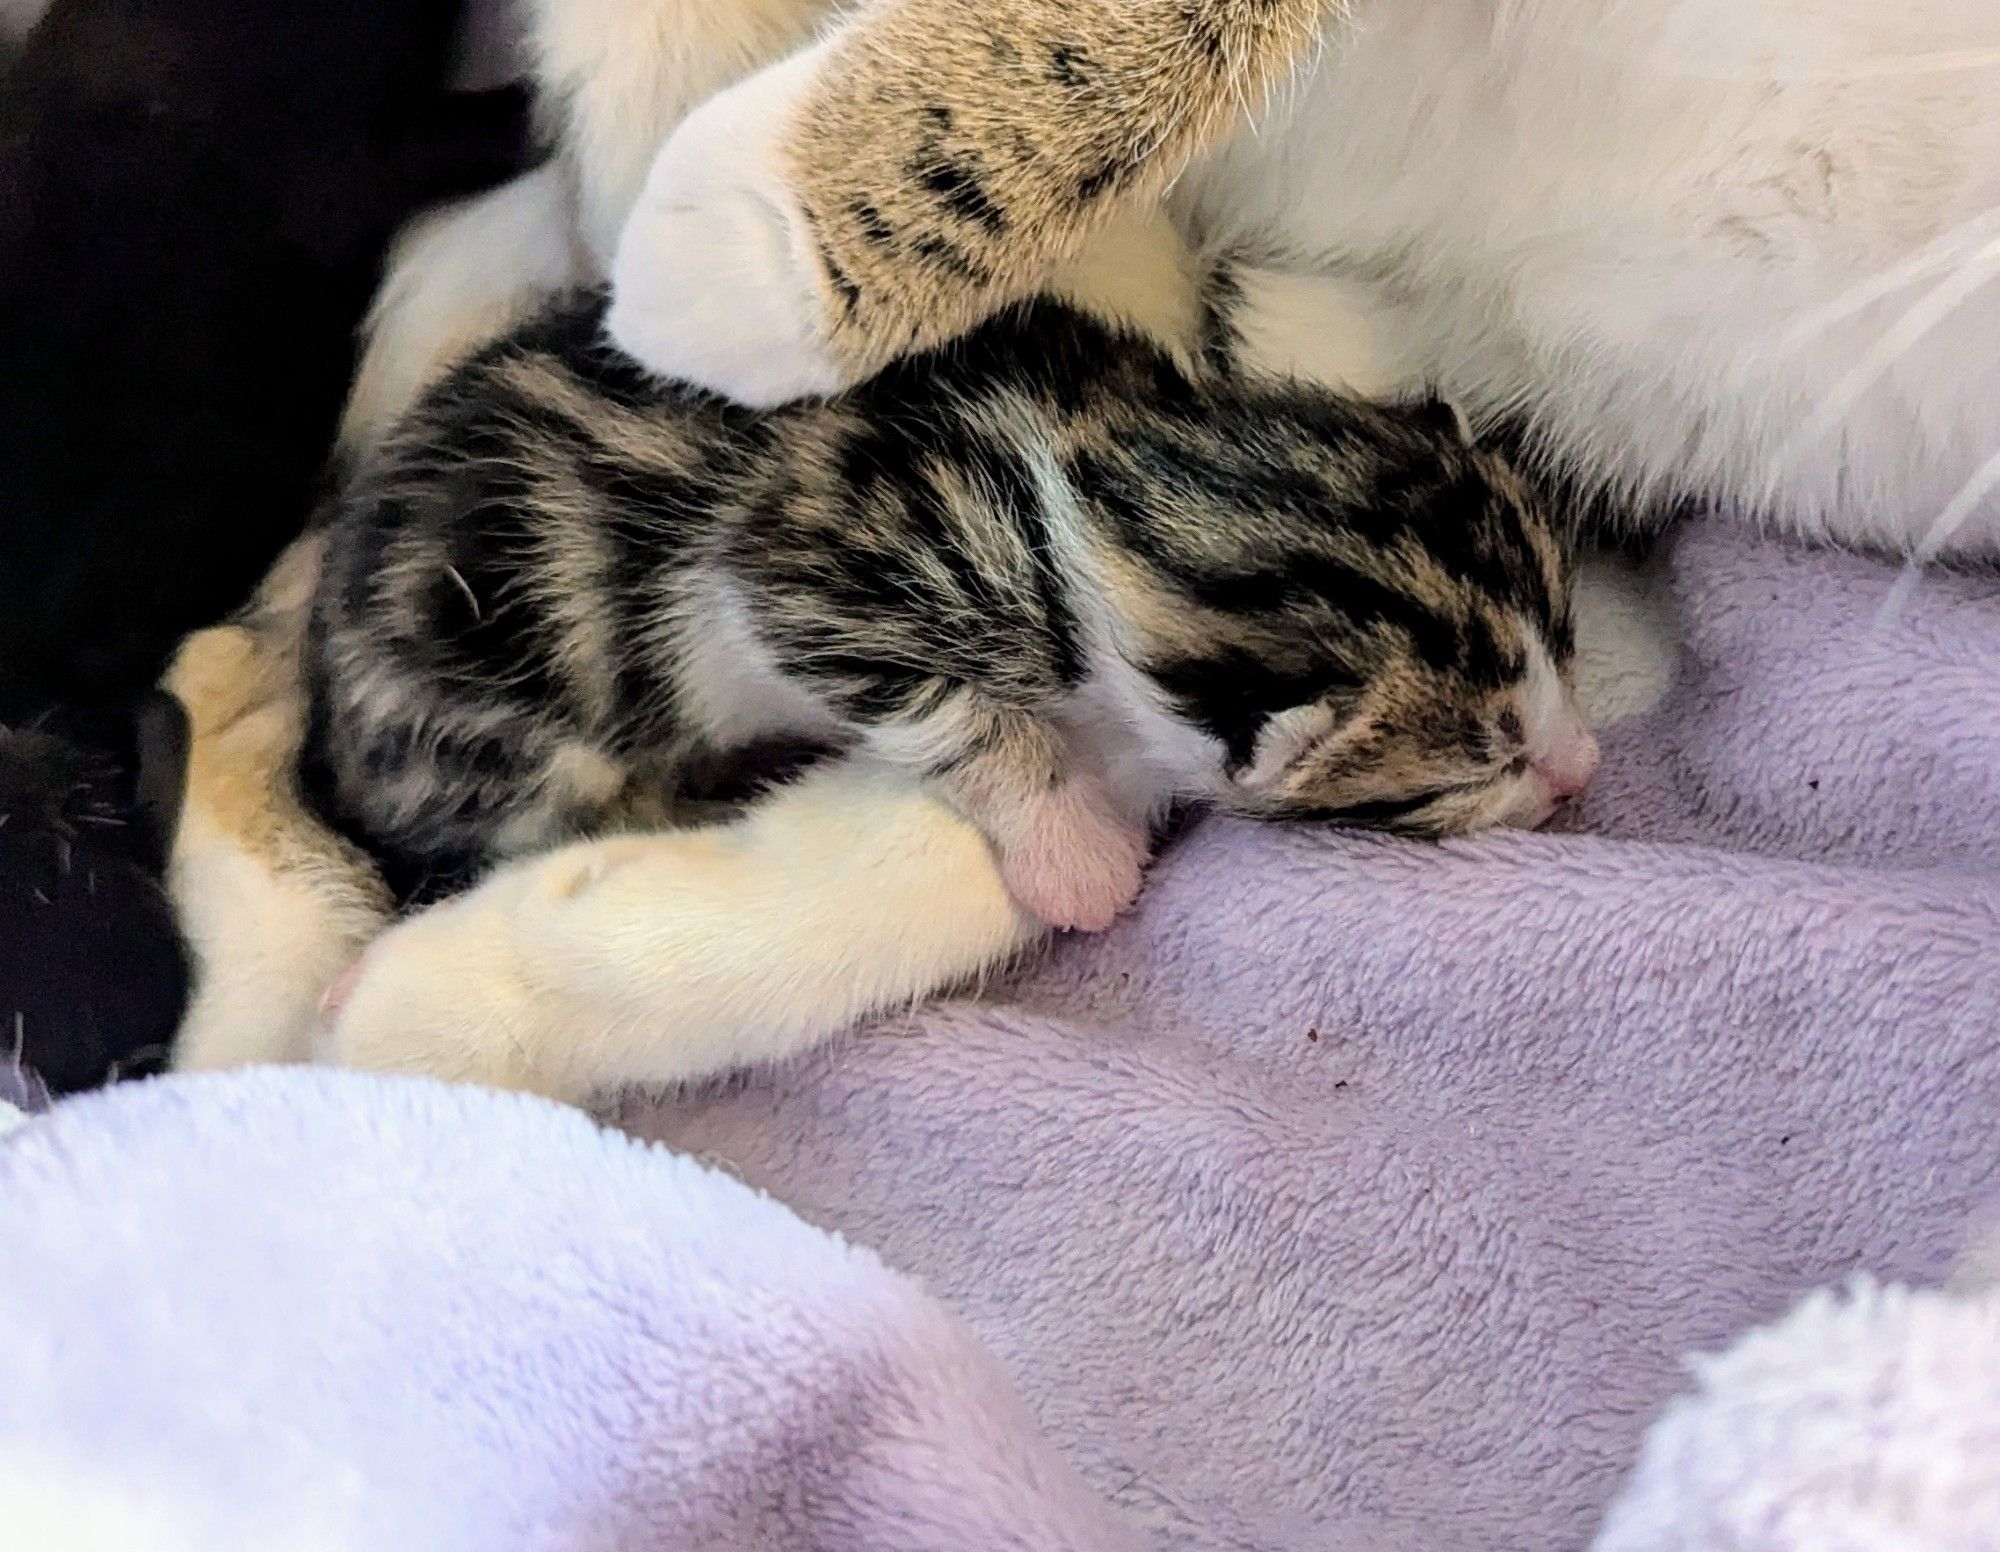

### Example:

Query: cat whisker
xmin=1760 ymin=205 xmax=2000 ymax=363
xmin=1763 ymin=225 xmax=2000 ymax=488
xmin=1634 ymin=40 xmax=2000 ymax=82
xmin=1873 ymin=444 xmax=2000 ymax=633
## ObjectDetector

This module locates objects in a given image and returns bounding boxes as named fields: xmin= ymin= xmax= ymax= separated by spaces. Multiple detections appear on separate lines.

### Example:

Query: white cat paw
xmin=606 ymin=44 xmax=850 ymax=408
xmin=315 ymin=858 xmax=588 ymax=1101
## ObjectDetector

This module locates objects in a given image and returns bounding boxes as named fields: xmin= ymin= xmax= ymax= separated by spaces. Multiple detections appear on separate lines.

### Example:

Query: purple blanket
xmin=615 ymin=520 xmax=2000 ymax=1548
xmin=2 ymin=520 xmax=1996 ymax=1549
xmin=0 ymin=1069 xmax=1139 ymax=1550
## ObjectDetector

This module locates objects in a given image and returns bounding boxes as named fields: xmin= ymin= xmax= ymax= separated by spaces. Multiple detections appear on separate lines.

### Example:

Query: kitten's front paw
xmin=607 ymin=46 xmax=849 ymax=408
xmin=998 ymin=783 xmax=1150 ymax=934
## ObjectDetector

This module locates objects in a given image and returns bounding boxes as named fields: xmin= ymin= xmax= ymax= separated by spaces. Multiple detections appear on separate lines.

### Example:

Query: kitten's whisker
xmin=442 ymin=564 xmax=483 ymax=622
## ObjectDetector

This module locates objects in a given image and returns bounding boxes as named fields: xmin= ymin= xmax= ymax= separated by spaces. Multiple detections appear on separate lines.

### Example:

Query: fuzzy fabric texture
xmin=0 ymin=520 xmax=1993 ymax=1550
xmin=0 ymin=1068 xmax=1140 ymax=1551
xmin=1595 ymin=1276 xmax=2000 ymax=1552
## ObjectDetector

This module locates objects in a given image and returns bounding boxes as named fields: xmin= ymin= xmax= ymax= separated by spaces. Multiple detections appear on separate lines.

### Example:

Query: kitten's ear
xmin=1231 ymin=695 xmax=1365 ymax=793
xmin=1412 ymin=394 xmax=1475 ymax=445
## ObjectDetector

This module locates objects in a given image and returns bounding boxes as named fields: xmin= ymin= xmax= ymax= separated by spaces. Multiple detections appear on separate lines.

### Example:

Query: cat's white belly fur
xmin=1181 ymin=0 xmax=2000 ymax=553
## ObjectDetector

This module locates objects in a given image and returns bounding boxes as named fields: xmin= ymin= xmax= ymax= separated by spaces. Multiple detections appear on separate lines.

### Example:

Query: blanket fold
xmin=0 ymin=1070 xmax=1139 ymax=1552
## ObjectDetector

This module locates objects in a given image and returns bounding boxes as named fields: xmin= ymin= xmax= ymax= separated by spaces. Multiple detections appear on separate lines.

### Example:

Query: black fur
xmin=0 ymin=0 xmax=533 ymax=719
xmin=0 ymin=696 xmax=189 ymax=1094
xmin=0 ymin=0 xmax=532 ymax=1091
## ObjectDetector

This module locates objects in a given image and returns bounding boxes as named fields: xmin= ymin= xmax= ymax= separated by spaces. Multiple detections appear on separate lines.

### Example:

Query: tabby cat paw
xmin=607 ymin=45 xmax=849 ymax=408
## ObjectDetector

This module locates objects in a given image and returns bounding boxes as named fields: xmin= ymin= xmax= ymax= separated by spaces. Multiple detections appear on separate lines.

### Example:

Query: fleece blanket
xmin=1 ymin=518 xmax=1996 ymax=1550
xmin=4 ymin=1073 xmax=1997 ymax=1552
xmin=0 ymin=1068 xmax=1140 ymax=1551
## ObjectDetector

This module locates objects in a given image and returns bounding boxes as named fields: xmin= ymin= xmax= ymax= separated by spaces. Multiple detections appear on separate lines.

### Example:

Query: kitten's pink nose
xmin=1531 ymin=719 xmax=1600 ymax=801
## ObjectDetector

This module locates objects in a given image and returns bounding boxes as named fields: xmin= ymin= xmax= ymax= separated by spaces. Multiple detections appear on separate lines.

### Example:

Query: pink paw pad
xmin=998 ymin=784 xmax=1149 ymax=933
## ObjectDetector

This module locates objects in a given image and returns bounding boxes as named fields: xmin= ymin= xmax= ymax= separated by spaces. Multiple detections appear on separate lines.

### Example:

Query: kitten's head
xmin=1227 ymin=626 xmax=1597 ymax=836
xmin=1138 ymin=396 xmax=1595 ymax=837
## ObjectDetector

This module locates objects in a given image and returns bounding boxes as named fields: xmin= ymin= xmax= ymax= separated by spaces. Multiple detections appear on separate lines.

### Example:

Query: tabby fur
xmin=307 ymin=288 xmax=1586 ymax=931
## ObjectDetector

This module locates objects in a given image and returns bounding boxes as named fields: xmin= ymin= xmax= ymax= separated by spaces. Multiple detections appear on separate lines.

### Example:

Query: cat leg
xmin=317 ymin=758 xmax=1038 ymax=1104
xmin=903 ymin=709 xmax=1150 ymax=934
xmin=167 ymin=578 xmax=393 ymax=1072
xmin=609 ymin=0 xmax=1342 ymax=403
xmin=955 ymin=769 xmax=1150 ymax=935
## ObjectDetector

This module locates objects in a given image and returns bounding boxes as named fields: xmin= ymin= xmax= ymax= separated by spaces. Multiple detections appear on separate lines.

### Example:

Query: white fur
xmin=339 ymin=165 xmax=588 ymax=453
xmin=606 ymin=0 xmax=2000 ymax=556
xmin=1220 ymin=266 xmax=1412 ymax=398
xmin=605 ymin=38 xmax=848 ymax=406
xmin=170 ymin=812 xmax=385 ymax=1072
xmin=1188 ymin=0 xmax=2000 ymax=556
xmin=319 ymin=758 xmax=1038 ymax=1102
xmin=1046 ymin=206 xmax=1205 ymax=367
xmin=671 ymin=573 xmax=847 ymax=748
xmin=527 ymin=0 xmax=832 ymax=267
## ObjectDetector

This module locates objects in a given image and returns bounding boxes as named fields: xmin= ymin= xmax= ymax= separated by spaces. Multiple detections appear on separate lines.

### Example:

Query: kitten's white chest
xmin=1182 ymin=0 xmax=2000 ymax=552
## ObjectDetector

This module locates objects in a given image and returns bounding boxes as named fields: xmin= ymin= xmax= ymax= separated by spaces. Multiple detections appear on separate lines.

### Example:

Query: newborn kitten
xmin=308 ymin=292 xmax=1595 ymax=931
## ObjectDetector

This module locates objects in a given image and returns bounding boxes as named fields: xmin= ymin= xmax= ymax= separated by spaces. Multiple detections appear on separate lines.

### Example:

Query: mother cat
xmin=607 ymin=0 xmax=2000 ymax=557
xmin=176 ymin=0 xmax=2000 ymax=1093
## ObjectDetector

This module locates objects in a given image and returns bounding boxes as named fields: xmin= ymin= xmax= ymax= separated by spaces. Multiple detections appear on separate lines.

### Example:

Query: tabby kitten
xmin=308 ymin=291 xmax=1595 ymax=933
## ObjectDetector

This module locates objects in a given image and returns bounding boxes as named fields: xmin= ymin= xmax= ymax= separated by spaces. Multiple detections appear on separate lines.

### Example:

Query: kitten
xmin=0 ymin=695 xmax=189 ymax=1094
xmin=306 ymin=292 xmax=1594 ymax=932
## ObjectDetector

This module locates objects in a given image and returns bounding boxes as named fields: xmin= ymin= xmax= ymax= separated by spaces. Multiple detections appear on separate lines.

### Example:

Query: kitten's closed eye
xmin=1224 ymin=626 xmax=1597 ymax=839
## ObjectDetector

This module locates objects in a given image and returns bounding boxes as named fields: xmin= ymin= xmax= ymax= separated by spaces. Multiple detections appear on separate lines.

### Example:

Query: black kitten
xmin=0 ymin=0 xmax=532 ymax=1090
xmin=0 ymin=695 xmax=188 ymax=1094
